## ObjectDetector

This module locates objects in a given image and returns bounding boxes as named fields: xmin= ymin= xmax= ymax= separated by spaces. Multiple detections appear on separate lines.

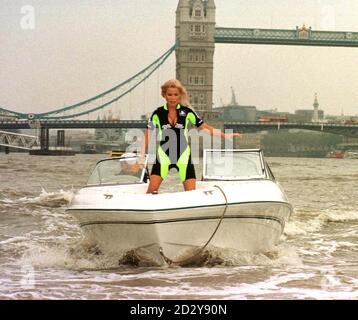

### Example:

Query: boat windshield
xmin=203 ymin=149 xmax=266 ymax=180
xmin=86 ymin=156 xmax=147 ymax=186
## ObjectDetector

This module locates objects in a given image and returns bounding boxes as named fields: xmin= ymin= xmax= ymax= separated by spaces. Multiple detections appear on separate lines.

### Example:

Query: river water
xmin=0 ymin=154 xmax=357 ymax=299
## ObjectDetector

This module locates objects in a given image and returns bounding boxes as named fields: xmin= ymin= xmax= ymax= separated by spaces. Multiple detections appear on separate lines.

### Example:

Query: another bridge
xmin=1 ymin=120 xmax=358 ymax=137
xmin=224 ymin=122 xmax=358 ymax=138
xmin=0 ymin=130 xmax=38 ymax=151
xmin=0 ymin=120 xmax=147 ymax=130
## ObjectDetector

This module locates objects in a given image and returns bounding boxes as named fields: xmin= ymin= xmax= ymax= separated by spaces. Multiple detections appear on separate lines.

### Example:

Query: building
xmin=214 ymin=87 xmax=257 ymax=122
xmin=215 ymin=105 xmax=257 ymax=122
xmin=293 ymin=109 xmax=324 ymax=123
xmin=176 ymin=0 xmax=216 ymax=117
xmin=313 ymin=92 xmax=319 ymax=122
xmin=292 ymin=93 xmax=324 ymax=122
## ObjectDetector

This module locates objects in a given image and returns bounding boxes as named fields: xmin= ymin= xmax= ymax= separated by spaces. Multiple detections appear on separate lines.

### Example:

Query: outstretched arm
xmin=199 ymin=123 xmax=241 ymax=139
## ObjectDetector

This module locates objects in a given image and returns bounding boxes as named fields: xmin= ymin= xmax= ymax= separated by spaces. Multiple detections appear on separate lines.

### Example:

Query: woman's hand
xmin=199 ymin=123 xmax=242 ymax=139
xmin=224 ymin=132 xmax=241 ymax=139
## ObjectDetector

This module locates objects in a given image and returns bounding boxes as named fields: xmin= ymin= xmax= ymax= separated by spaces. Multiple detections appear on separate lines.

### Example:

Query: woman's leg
xmin=147 ymin=157 xmax=168 ymax=194
xmin=183 ymin=178 xmax=196 ymax=191
xmin=180 ymin=159 xmax=196 ymax=191
xmin=146 ymin=174 xmax=163 ymax=193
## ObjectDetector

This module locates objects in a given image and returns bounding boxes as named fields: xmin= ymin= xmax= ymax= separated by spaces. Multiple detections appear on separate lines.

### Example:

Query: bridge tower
xmin=313 ymin=93 xmax=319 ymax=122
xmin=175 ymin=0 xmax=216 ymax=118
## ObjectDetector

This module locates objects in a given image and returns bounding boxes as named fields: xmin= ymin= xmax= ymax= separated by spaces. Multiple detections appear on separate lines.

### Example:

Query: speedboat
xmin=66 ymin=149 xmax=293 ymax=266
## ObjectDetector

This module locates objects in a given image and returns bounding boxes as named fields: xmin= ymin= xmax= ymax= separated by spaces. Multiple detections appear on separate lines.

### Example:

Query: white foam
xmin=173 ymin=243 xmax=303 ymax=268
xmin=0 ymin=198 xmax=14 ymax=204
xmin=318 ymin=210 xmax=358 ymax=223
xmin=284 ymin=218 xmax=324 ymax=236
xmin=284 ymin=209 xmax=358 ymax=236
xmin=16 ymin=238 xmax=128 ymax=271
xmin=18 ymin=188 xmax=74 ymax=207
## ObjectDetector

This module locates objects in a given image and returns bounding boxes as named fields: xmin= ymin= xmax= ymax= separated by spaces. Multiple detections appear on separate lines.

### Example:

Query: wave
xmin=0 ymin=189 xmax=34 ymax=199
xmin=16 ymin=189 xmax=74 ymax=208
xmin=284 ymin=209 xmax=358 ymax=236
xmin=318 ymin=210 xmax=358 ymax=223
xmin=18 ymin=240 xmax=125 ymax=270
xmin=156 ymin=243 xmax=303 ymax=268
xmin=16 ymin=240 xmax=303 ymax=271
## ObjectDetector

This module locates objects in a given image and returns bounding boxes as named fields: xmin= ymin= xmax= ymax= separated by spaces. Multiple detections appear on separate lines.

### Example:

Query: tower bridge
xmin=2 ymin=0 xmax=358 ymax=153
xmin=175 ymin=0 xmax=358 ymax=115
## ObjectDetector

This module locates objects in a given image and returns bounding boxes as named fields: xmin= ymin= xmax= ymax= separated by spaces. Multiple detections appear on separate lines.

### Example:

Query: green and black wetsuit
xmin=147 ymin=104 xmax=204 ymax=182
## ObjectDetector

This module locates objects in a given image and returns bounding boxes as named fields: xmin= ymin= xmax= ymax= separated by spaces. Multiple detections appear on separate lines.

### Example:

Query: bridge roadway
xmin=1 ymin=120 xmax=358 ymax=137
xmin=0 ymin=120 xmax=148 ymax=130
xmin=224 ymin=121 xmax=358 ymax=137
xmin=215 ymin=27 xmax=358 ymax=47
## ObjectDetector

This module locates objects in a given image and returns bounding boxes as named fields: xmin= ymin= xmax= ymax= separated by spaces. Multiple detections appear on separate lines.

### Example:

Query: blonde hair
xmin=161 ymin=79 xmax=189 ymax=106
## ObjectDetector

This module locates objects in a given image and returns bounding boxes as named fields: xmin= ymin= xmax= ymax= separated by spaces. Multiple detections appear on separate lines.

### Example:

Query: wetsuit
xmin=147 ymin=104 xmax=204 ymax=182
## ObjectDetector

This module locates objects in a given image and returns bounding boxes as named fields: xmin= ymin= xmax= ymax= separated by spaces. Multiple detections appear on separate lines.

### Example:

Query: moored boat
xmin=326 ymin=150 xmax=344 ymax=159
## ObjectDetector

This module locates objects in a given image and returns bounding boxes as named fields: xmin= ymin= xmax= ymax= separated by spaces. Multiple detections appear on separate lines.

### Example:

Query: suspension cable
xmin=1 ymin=43 xmax=177 ymax=119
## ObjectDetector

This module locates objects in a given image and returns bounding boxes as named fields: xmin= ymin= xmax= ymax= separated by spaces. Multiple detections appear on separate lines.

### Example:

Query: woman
xmin=141 ymin=79 xmax=241 ymax=194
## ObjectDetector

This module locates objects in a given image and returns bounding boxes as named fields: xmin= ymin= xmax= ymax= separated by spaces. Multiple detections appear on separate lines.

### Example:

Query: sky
xmin=1 ymin=0 xmax=358 ymax=119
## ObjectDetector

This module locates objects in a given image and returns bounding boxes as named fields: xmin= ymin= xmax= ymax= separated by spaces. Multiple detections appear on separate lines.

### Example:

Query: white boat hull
xmin=67 ymin=181 xmax=292 ymax=265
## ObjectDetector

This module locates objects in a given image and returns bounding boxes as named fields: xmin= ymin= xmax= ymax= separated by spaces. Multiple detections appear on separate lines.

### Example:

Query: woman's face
xmin=164 ymin=87 xmax=181 ymax=107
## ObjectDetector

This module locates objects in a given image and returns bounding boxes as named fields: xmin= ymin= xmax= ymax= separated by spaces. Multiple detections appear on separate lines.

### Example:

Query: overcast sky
xmin=1 ymin=0 xmax=358 ymax=119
